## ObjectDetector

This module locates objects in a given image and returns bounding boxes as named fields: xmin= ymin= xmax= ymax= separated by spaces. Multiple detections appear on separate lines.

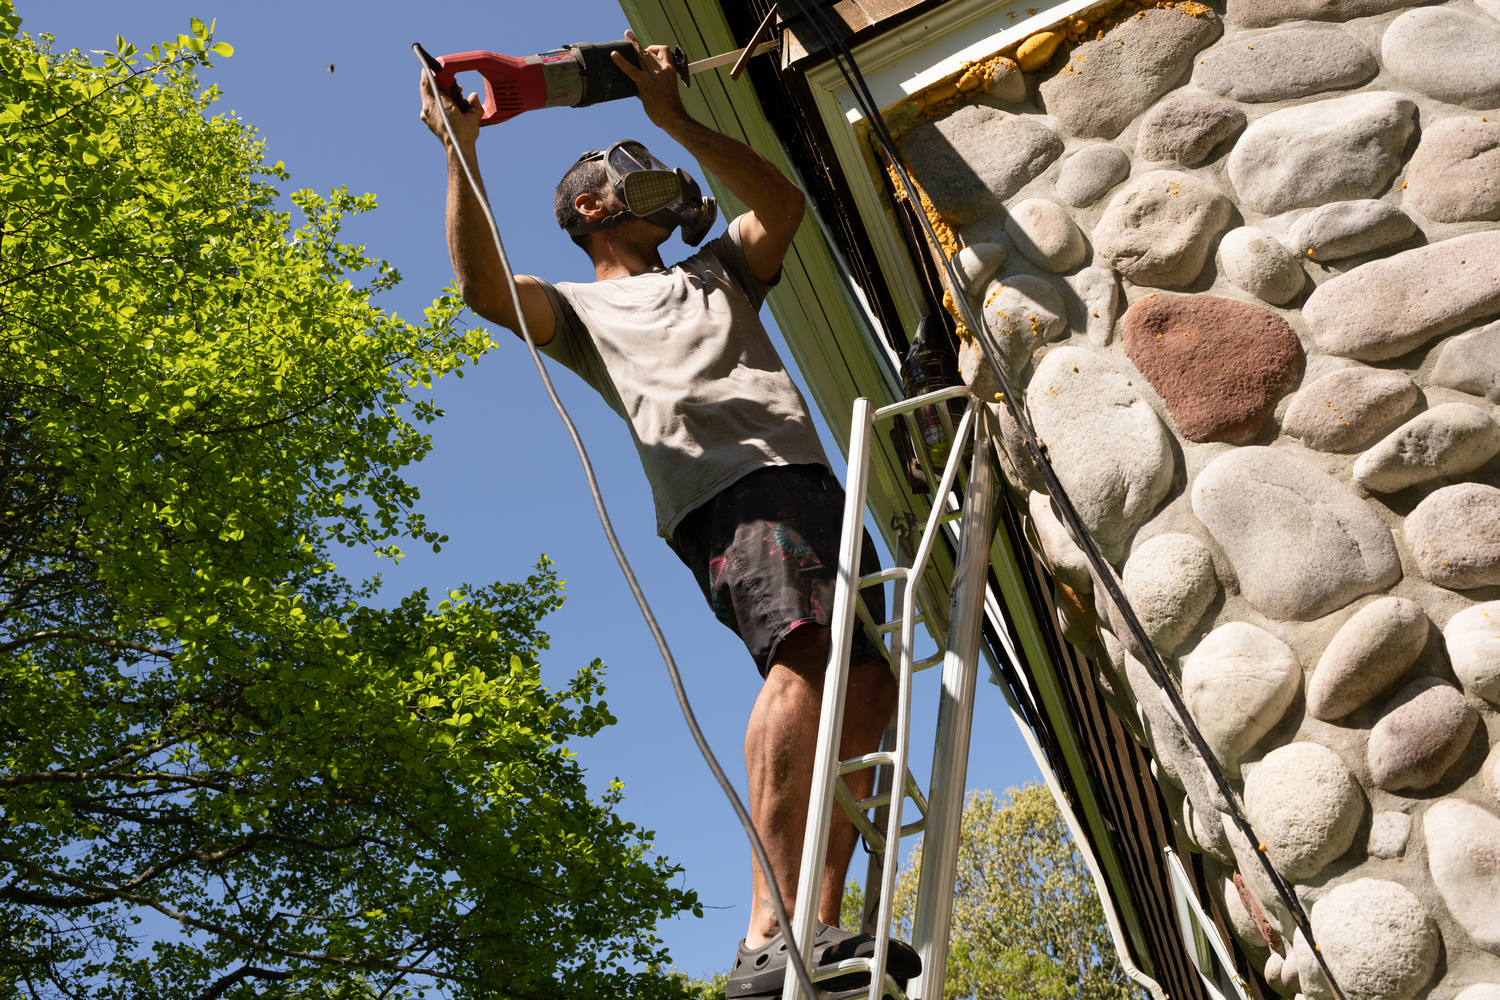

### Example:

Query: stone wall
xmin=893 ymin=1 xmax=1500 ymax=997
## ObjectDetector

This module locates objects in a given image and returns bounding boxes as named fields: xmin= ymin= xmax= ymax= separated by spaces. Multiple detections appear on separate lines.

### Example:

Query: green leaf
xmin=209 ymin=40 xmax=233 ymax=57
xmin=189 ymin=16 xmax=206 ymax=36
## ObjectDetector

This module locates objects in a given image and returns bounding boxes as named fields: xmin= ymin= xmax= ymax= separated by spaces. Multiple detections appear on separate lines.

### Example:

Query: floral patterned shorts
xmin=667 ymin=463 xmax=887 ymax=677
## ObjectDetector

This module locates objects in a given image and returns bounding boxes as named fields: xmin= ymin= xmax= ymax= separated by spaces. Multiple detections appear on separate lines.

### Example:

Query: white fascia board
xmin=799 ymin=0 xmax=1109 ymax=325
xmin=807 ymin=0 xmax=1109 ymax=113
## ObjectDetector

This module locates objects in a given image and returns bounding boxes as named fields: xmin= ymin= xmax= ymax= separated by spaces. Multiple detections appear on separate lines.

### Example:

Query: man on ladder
xmin=420 ymin=29 xmax=921 ymax=996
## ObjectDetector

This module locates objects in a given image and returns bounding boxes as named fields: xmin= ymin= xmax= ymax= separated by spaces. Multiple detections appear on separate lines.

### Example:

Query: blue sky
xmin=34 ymin=0 xmax=1042 ymax=982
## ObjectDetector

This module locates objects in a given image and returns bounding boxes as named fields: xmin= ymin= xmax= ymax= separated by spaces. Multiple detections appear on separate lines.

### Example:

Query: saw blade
xmin=686 ymin=37 xmax=781 ymax=76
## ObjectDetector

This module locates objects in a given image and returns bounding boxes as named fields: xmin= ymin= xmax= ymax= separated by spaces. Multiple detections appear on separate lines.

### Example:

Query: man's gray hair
xmin=554 ymin=157 xmax=609 ymax=240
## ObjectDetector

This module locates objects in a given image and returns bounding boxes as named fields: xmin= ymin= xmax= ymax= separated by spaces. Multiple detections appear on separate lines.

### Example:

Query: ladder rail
xmin=785 ymin=397 xmax=879 ymax=1000
xmin=783 ymin=392 xmax=984 ymax=1000
xmin=865 ymin=400 xmax=982 ymax=1000
xmin=906 ymin=417 xmax=997 ymax=1000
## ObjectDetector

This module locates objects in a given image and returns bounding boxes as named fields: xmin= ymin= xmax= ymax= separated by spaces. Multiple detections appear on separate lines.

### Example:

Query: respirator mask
xmin=565 ymin=140 xmax=718 ymax=246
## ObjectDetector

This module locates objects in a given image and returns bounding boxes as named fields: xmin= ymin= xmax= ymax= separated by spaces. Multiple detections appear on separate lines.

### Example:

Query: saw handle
xmin=412 ymin=43 xmax=470 ymax=113
xmin=420 ymin=46 xmax=544 ymax=126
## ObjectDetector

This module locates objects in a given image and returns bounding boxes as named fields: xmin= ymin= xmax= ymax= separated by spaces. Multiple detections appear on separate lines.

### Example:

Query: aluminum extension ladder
xmin=784 ymin=385 xmax=998 ymax=1000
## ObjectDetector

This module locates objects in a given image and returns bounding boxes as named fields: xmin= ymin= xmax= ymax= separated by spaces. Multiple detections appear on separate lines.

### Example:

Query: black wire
xmin=778 ymin=5 xmax=1348 ymax=998
xmin=415 ymin=56 xmax=822 ymax=1000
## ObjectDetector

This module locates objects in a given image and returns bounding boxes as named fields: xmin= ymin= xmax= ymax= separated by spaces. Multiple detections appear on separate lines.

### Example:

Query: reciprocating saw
xmin=412 ymin=5 xmax=780 ymax=126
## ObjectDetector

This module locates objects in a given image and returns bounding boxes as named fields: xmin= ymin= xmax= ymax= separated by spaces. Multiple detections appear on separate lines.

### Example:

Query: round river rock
xmin=1183 ymin=621 xmax=1301 ymax=777
xmin=1307 ymin=596 xmax=1429 ymax=721
xmin=1381 ymin=8 xmax=1500 ymax=109
xmin=1445 ymin=601 xmax=1500 ymax=704
xmin=1227 ymin=0 xmax=1413 ymax=28
xmin=1282 ymin=367 xmax=1419 ymax=452
xmin=1122 ymin=532 xmax=1218 ymax=654
xmin=1295 ymin=879 xmax=1438 ymax=1000
xmin=1029 ymin=490 xmax=1092 ymax=594
xmin=1285 ymin=200 xmax=1416 ymax=262
xmin=1192 ymin=28 xmax=1376 ymax=102
xmin=1027 ymin=347 xmax=1176 ymax=547
xmin=1244 ymin=741 xmax=1363 ymax=879
xmin=1218 ymin=226 xmax=1306 ymax=305
xmin=1226 ymin=91 xmax=1416 ymax=217
xmin=1093 ymin=171 xmax=1232 ymax=288
xmin=1405 ymin=483 xmax=1500 ymax=590
xmin=899 ymin=105 xmax=1063 ymax=224
xmin=1055 ymin=144 xmax=1130 ymax=207
xmin=1367 ymin=678 xmax=1479 ymax=791
xmin=955 ymin=242 xmax=1008 ymax=296
xmin=1403 ymin=117 xmax=1500 ymax=224
xmin=1433 ymin=319 xmax=1500 ymax=404
xmin=1123 ymin=294 xmax=1303 ymax=442
xmin=1192 ymin=447 xmax=1401 ymax=620
xmin=1004 ymin=198 xmax=1087 ymax=273
xmin=1424 ymin=798 xmax=1500 ymax=954
xmin=1302 ymin=231 xmax=1500 ymax=361
xmin=1135 ymin=93 xmax=1246 ymax=166
xmin=1351 ymin=402 xmax=1500 ymax=493
xmin=980 ymin=274 xmax=1068 ymax=376
xmin=1071 ymin=266 xmax=1119 ymax=345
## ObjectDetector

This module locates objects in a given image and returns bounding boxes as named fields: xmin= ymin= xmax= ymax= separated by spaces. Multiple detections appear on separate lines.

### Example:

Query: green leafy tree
xmin=874 ymin=785 xmax=1138 ymax=1000
xmin=0 ymin=9 xmax=697 ymax=997
xmin=663 ymin=968 xmax=730 ymax=999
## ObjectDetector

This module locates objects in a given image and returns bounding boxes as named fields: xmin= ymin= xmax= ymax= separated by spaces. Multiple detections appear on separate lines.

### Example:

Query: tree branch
xmin=0 ymin=253 xmax=115 ymax=289
xmin=0 ymin=630 xmax=174 ymax=657
xmin=196 ymin=386 xmax=346 ymax=436
xmin=192 ymin=965 xmax=293 ymax=1000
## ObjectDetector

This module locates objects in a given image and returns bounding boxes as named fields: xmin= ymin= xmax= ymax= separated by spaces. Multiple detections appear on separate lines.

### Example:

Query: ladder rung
xmin=912 ymin=650 xmax=945 ymax=672
xmin=873 ymin=384 xmax=970 ymax=420
xmin=825 ymin=974 xmax=912 ymax=1000
xmin=857 ymin=786 xmax=924 ymax=819
xmin=876 ymin=612 xmax=923 ymax=635
xmin=913 ymin=508 xmax=963 ymax=534
xmin=835 ymin=766 xmax=932 ymax=857
xmin=905 ymin=771 xmax=930 ymax=818
xmin=839 ymin=751 xmax=894 ymax=775
xmin=834 ymin=777 xmax=887 ymax=854
xmin=859 ymin=566 xmax=907 ymax=587
xmin=812 ymin=957 xmax=875 ymax=981
xmin=814 ymin=961 xmax=915 ymax=1000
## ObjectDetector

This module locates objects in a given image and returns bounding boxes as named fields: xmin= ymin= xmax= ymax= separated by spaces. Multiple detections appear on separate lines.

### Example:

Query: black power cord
xmin=778 ymin=5 xmax=1348 ymax=999
xmin=414 ymin=52 xmax=822 ymax=1000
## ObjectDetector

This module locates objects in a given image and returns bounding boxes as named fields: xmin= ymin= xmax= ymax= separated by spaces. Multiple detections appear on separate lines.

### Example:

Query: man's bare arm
xmin=612 ymin=33 xmax=806 ymax=284
xmin=419 ymin=77 xmax=556 ymax=345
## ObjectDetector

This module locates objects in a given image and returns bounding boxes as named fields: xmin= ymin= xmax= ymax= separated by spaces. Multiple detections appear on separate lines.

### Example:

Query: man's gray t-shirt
xmin=536 ymin=216 xmax=829 ymax=538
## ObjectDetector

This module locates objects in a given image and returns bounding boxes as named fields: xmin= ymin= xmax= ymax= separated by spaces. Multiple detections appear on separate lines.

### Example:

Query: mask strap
xmin=564 ymin=208 xmax=639 ymax=242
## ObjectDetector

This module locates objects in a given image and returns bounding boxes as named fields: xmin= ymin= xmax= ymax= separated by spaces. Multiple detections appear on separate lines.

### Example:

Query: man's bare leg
xmin=744 ymin=623 xmax=898 ymax=948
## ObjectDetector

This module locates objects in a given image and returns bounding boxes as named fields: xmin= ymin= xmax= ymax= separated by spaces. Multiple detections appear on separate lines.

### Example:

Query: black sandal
xmin=725 ymin=923 xmax=921 ymax=997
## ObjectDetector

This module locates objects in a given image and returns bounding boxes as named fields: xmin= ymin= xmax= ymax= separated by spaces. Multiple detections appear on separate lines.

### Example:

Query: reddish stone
xmin=1122 ymin=294 xmax=1304 ymax=442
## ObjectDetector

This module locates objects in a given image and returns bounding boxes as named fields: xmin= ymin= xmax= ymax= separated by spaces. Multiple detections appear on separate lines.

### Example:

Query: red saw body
xmin=422 ymin=41 xmax=663 ymax=126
